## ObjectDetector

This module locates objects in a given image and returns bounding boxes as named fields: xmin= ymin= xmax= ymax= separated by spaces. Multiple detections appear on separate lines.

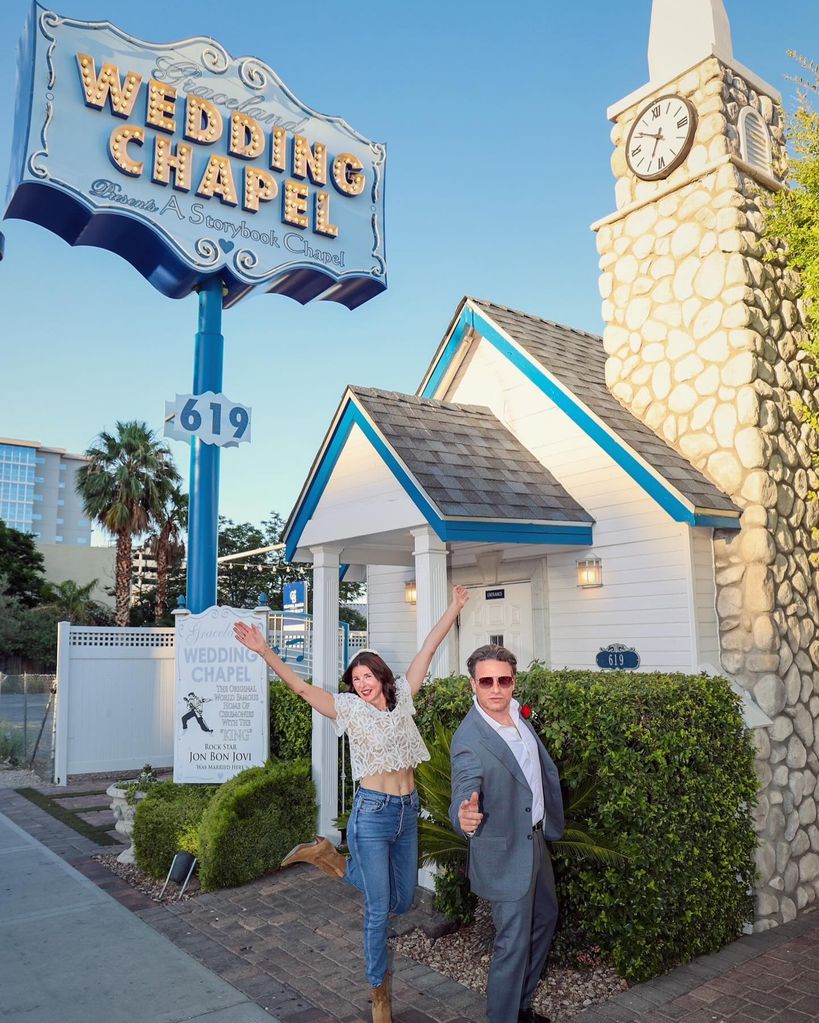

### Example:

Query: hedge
xmin=197 ymin=759 xmax=316 ymax=890
xmin=133 ymin=781 xmax=218 ymax=879
xmin=268 ymin=681 xmax=311 ymax=760
xmin=414 ymin=667 xmax=758 ymax=983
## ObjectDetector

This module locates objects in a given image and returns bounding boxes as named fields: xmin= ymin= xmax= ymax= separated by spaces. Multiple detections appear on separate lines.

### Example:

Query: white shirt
xmin=474 ymin=696 xmax=545 ymax=827
xmin=333 ymin=676 xmax=430 ymax=780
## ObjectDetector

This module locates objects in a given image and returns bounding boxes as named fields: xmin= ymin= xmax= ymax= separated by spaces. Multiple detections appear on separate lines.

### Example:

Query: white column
xmin=311 ymin=546 xmax=341 ymax=842
xmin=412 ymin=527 xmax=449 ymax=679
xmin=53 ymin=621 xmax=71 ymax=786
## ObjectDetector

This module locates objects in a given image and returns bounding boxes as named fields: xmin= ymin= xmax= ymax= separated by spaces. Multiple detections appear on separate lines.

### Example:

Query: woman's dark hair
xmin=341 ymin=652 xmax=398 ymax=711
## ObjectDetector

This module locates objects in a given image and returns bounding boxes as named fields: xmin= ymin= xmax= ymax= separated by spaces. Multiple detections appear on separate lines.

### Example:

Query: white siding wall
xmin=367 ymin=565 xmax=419 ymax=676
xmin=691 ymin=527 xmax=720 ymax=669
xmin=447 ymin=338 xmax=700 ymax=672
xmin=300 ymin=423 xmax=424 ymax=548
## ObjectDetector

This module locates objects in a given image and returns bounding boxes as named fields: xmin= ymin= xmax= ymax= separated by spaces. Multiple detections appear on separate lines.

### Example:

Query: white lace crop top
xmin=333 ymin=676 xmax=430 ymax=780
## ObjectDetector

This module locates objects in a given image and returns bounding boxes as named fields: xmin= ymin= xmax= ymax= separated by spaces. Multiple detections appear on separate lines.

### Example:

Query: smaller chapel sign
xmin=174 ymin=607 xmax=269 ymax=783
xmin=5 ymin=4 xmax=387 ymax=309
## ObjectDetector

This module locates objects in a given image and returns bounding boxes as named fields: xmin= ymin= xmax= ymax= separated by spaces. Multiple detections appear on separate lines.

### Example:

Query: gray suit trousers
xmin=486 ymin=832 xmax=558 ymax=1023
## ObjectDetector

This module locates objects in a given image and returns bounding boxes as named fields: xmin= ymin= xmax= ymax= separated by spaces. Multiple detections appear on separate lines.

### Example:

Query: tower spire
xmin=648 ymin=0 xmax=733 ymax=84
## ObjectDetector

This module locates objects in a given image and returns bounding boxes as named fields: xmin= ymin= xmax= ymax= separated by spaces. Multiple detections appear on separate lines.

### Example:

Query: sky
xmin=1 ymin=0 xmax=817 ymax=545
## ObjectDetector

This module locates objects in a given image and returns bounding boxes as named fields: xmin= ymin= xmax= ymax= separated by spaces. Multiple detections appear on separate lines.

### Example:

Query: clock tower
xmin=595 ymin=0 xmax=819 ymax=928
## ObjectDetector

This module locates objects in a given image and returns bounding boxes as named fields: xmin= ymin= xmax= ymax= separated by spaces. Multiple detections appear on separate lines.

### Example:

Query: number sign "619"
xmin=164 ymin=392 xmax=251 ymax=447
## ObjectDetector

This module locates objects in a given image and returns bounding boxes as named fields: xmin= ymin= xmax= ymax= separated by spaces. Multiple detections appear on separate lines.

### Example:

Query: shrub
xmin=268 ymin=681 xmax=311 ymax=759
xmin=415 ymin=668 xmax=757 ymax=982
xmin=0 ymin=721 xmax=22 ymax=766
xmin=268 ymin=678 xmax=354 ymax=812
xmin=197 ymin=759 xmax=316 ymax=890
xmin=520 ymin=667 xmax=757 ymax=981
xmin=133 ymin=781 xmax=218 ymax=878
xmin=414 ymin=674 xmax=472 ymax=738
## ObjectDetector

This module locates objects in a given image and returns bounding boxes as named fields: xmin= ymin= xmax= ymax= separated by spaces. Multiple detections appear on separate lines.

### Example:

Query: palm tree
xmin=76 ymin=422 xmax=181 ymax=626
xmin=43 ymin=579 xmax=108 ymax=625
xmin=149 ymin=487 xmax=187 ymax=622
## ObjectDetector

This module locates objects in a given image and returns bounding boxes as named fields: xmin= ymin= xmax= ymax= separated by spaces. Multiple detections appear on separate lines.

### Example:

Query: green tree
xmin=764 ymin=53 xmax=819 ymax=547
xmin=42 ymin=579 xmax=110 ymax=625
xmin=0 ymin=520 xmax=47 ymax=607
xmin=75 ymin=421 xmax=181 ymax=626
xmin=217 ymin=517 xmax=272 ymax=608
xmin=17 ymin=606 xmax=63 ymax=671
xmin=214 ymin=511 xmax=364 ymax=612
xmin=0 ymin=576 xmax=26 ymax=665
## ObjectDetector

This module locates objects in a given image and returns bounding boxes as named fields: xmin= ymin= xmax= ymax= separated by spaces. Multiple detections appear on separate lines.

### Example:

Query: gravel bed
xmin=390 ymin=901 xmax=627 ymax=1022
xmin=0 ymin=766 xmax=42 ymax=789
xmin=91 ymin=852 xmax=202 ymax=902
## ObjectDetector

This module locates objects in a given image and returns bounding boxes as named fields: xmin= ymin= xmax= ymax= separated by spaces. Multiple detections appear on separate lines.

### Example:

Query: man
xmin=449 ymin=644 xmax=564 ymax=1023
xmin=181 ymin=692 xmax=214 ymax=733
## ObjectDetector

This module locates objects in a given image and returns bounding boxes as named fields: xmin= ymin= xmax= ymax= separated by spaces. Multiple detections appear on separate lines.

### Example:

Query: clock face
xmin=626 ymin=95 xmax=697 ymax=181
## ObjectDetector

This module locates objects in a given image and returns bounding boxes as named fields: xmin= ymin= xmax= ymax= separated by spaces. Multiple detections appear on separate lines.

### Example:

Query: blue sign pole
xmin=187 ymin=278 xmax=224 ymax=612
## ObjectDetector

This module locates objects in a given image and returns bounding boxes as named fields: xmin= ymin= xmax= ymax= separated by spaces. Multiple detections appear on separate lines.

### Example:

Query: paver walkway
xmin=2 ymin=774 xmax=818 ymax=1023
xmin=571 ymin=916 xmax=819 ymax=1023
xmin=0 ymin=781 xmax=484 ymax=1023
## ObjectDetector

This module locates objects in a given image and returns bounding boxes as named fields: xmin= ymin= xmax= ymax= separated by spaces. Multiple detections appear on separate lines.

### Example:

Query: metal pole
xmin=186 ymin=278 xmax=224 ymax=613
xmin=23 ymin=674 xmax=28 ymax=760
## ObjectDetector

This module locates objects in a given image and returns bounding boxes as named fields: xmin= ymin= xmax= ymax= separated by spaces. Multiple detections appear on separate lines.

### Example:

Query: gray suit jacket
xmin=449 ymin=706 xmax=564 ymax=902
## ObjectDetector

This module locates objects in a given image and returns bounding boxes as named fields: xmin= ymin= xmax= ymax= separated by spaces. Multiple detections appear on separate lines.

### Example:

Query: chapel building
xmin=283 ymin=0 xmax=819 ymax=928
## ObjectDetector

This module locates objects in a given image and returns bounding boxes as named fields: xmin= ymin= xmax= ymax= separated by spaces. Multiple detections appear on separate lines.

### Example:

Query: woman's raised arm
xmin=233 ymin=622 xmax=337 ymax=719
xmin=405 ymin=585 xmax=469 ymax=695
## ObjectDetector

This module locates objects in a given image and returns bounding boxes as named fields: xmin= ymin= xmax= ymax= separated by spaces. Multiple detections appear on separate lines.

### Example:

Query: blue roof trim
xmin=423 ymin=308 xmax=473 ymax=397
xmin=422 ymin=307 xmax=739 ymax=529
xmin=692 ymin=514 xmax=741 ymax=530
xmin=284 ymin=396 xmax=594 ymax=559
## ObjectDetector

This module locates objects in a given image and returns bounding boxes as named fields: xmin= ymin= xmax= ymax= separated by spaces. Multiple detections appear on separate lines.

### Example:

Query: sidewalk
xmin=2 ymin=774 xmax=817 ymax=1023
xmin=0 ymin=808 xmax=277 ymax=1023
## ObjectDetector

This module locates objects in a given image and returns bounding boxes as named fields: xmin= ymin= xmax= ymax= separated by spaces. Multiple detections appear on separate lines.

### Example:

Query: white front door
xmin=458 ymin=582 xmax=534 ymax=671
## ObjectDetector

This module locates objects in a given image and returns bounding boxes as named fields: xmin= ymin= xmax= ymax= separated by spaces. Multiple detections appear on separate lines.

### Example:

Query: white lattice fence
xmin=54 ymin=623 xmax=176 ymax=783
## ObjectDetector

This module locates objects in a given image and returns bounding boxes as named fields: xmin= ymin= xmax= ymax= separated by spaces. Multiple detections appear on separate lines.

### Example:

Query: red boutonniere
xmin=521 ymin=704 xmax=535 ymax=721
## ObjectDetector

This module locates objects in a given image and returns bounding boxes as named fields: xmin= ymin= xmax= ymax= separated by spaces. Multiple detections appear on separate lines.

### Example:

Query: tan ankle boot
xmin=280 ymin=836 xmax=346 ymax=878
xmin=371 ymin=973 xmax=392 ymax=1023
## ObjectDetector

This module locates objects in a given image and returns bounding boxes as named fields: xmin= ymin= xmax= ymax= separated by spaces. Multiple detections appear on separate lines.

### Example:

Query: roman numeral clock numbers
xmin=625 ymin=94 xmax=697 ymax=181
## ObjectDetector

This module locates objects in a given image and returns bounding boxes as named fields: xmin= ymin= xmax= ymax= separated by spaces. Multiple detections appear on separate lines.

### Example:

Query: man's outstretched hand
xmin=458 ymin=790 xmax=483 ymax=836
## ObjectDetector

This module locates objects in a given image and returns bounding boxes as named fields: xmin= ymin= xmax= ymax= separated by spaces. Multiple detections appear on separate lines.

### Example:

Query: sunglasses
xmin=476 ymin=675 xmax=515 ymax=689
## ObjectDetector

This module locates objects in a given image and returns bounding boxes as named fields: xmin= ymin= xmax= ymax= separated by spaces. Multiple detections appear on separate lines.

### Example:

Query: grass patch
xmin=15 ymin=787 xmax=120 ymax=846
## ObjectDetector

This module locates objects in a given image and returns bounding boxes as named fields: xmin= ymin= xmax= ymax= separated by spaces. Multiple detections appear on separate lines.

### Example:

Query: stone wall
xmin=596 ymin=57 xmax=819 ymax=927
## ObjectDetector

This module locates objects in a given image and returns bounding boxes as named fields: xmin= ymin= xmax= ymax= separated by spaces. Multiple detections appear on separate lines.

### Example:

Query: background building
xmin=0 ymin=436 xmax=114 ymax=605
xmin=0 ymin=436 xmax=91 ymax=544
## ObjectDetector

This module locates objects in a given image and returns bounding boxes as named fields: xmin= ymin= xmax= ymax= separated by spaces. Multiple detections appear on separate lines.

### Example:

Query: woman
xmin=233 ymin=585 xmax=469 ymax=1023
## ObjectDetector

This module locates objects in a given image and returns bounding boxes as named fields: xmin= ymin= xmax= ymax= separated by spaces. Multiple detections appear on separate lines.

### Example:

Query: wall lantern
xmin=404 ymin=580 xmax=417 ymax=604
xmin=577 ymin=557 xmax=603 ymax=588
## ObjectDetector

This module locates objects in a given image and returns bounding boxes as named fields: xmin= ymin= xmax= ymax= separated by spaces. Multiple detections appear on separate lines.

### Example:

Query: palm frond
xmin=416 ymin=722 xmax=628 ymax=871
xmin=552 ymin=829 xmax=628 ymax=865
xmin=417 ymin=818 xmax=468 ymax=866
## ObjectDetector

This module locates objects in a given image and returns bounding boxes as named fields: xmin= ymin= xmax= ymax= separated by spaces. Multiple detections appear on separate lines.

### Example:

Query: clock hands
xmin=636 ymin=129 xmax=664 ymax=159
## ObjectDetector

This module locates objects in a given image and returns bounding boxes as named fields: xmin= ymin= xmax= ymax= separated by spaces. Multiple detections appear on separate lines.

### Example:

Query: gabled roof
xmin=283 ymin=385 xmax=594 ymax=559
xmin=419 ymin=297 xmax=740 ymax=526
xmin=351 ymin=387 xmax=593 ymax=524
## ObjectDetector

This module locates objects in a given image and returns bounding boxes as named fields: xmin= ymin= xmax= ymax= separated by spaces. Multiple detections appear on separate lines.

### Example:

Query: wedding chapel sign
xmin=174 ymin=606 xmax=268 ymax=783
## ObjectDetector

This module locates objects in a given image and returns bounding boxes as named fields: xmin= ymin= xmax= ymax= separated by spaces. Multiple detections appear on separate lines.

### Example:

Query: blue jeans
xmin=344 ymin=786 xmax=420 ymax=987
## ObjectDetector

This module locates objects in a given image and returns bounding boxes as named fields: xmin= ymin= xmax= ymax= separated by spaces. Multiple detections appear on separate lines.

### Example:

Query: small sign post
xmin=174 ymin=607 xmax=268 ymax=782
xmin=283 ymin=580 xmax=307 ymax=614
